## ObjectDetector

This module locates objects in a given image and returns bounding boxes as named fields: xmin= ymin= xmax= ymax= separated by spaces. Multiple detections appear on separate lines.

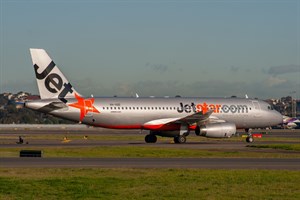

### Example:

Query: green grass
xmin=0 ymin=168 xmax=299 ymax=200
xmin=247 ymin=144 xmax=300 ymax=151
xmin=1 ymin=145 xmax=300 ymax=158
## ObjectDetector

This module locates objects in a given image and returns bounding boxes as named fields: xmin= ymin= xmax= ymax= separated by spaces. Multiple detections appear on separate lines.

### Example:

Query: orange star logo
xmin=69 ymin=93 xmax=100 ymax=121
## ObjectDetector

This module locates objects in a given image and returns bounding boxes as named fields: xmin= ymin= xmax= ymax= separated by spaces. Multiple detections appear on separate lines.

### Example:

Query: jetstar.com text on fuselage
xmin=177 ymin=102 xmax=249 ymax=114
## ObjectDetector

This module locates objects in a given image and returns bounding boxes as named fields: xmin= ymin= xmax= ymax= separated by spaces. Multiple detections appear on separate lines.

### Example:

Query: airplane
xmin=25 ymin=49 xmax=283 ymax=143
xmin=282 ymin=116 xmax=300 ymax=129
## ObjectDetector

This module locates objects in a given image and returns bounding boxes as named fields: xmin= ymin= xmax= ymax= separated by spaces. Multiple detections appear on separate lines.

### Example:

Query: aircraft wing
xmin=206 ymin=115 xmax=226 ymax=123
xmin=143 ymin=110 xmax=214 ymax=128
xmin=170 ymin=110 xmax=214 ymax=125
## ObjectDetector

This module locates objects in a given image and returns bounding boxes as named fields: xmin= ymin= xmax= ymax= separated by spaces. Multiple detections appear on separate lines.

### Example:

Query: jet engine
xmin=195 ymin=123 xmax=236 ymax=138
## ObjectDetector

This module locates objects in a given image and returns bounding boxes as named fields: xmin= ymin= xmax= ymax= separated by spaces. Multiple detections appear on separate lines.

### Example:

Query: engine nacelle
xmin=196 ymin=123 xmax=236 ymax=138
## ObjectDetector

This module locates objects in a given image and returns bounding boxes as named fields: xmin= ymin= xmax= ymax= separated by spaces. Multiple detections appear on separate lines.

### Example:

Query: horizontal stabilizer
xmin=38 ymin=102 xmax=68 ymax=113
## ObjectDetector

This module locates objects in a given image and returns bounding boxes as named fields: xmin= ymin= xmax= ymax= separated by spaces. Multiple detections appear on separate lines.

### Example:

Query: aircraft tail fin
xmin=29 ymin=49 xmax=81 ymax=102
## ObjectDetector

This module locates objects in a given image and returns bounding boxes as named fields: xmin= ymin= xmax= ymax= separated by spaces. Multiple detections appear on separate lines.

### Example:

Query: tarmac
xmin=1 ymin=157 xmax=299 ymax=169
xmin=0 ymin=125 xmax=299 ymax=169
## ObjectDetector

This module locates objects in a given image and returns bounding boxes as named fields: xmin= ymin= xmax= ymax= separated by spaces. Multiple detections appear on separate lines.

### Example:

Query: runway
xmin=1 ymin=126 xmax=299 ymax=169
xmin=1 ymin=157 xmax=299 ymax=169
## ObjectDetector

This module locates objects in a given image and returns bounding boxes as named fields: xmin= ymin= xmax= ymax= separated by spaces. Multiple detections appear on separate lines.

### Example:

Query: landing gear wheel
xmin=195 ymin=126 xmax=200 ymax=136
xmin=245 ymin=128 xmax=254 ymax=143
xmin=174 ymin=135 xmax=186 ymax=144
xmin=246 ymin=136 xmax=254 ymax=143
xmin=145 ymin=134 xmax=157 ymax=143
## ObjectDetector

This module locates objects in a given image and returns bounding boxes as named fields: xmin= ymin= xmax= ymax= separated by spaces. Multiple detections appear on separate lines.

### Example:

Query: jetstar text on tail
xmin=177 ymin=102 xmax=249 ymax=114
xmin=34 ymin=61 xmax=74 ymax=103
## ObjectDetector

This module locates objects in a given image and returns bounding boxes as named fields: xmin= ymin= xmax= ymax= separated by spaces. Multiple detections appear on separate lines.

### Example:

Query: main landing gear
xmin=174 ymin=135 xmax=186 ymax=144
xmin=245 ymin=128 xmax=254 ymax=143
xmin=144 ymin=134 xmax=187 ymax=144
xmin=145 ymin=134 xmax=157 ymax=143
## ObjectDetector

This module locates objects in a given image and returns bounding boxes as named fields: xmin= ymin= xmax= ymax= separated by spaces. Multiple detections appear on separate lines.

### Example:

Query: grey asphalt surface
xmin=0 ymin=126 xmax=299 ymax=169
xmin=1 ymin=157 xmax=299 ymax=169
